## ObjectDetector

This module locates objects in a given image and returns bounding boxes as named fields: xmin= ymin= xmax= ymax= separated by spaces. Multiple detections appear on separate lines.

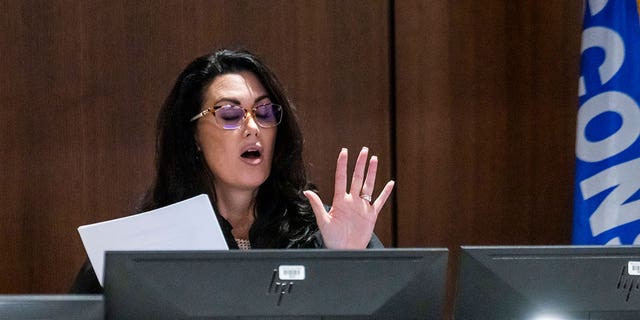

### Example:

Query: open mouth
xmin=241 ymin=150 xmax=261 ymax=159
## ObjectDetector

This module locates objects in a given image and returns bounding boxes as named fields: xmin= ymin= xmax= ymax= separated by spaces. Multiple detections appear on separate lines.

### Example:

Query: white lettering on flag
xmin=579 ymin=26 xmax=624 ymax=97
xmin=576 ymin=91 xmax=640 ymax=162
xmin=574 ymin=0 xmax=640 ymax=244
xmin=580 ymin=157 xmax=640 ymax=236
xmin=588 ymin=0 xmax=609 ymax=17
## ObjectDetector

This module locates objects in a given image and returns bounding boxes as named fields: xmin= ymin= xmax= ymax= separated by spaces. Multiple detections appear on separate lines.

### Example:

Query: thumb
xmin=303 ymin=190 xmax=330 ymax=226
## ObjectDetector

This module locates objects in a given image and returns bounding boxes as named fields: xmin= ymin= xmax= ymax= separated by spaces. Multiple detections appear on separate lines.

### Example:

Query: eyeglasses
xmin=190 ymin=103 xmax=283 ymax=129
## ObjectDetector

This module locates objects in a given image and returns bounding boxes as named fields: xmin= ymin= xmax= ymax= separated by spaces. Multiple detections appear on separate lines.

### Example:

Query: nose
xmin=244 ymin=113 xmax=260 ymax=136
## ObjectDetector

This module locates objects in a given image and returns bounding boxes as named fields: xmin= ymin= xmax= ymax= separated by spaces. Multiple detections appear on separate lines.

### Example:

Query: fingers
xmin=333 ymin=148 xmax=348 ymax=199
xmin=373 ymin=180 xmax=395 ymax=211
xmin=349 ymin=147 xmax=369 ymax=196
xmin=335 ymin=146 xmax=391 ymax=207
xmin=360 ymin=155 xmax=378 ymax=199
xmin=303 ymin=190 xmax=330 ymax=226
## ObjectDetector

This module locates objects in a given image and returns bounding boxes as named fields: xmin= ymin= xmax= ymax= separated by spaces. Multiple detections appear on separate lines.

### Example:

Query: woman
xmin=71 ymin=49 xmax=394 ymax=293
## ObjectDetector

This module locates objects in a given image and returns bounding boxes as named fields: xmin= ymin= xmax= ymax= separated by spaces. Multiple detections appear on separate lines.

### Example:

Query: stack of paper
xmin=78 ymin=194 xmax=228 ymax=285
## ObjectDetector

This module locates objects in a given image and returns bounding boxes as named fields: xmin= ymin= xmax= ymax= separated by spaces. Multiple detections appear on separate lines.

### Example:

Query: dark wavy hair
xmin=140 ymin=49 xmax=317 ymax=248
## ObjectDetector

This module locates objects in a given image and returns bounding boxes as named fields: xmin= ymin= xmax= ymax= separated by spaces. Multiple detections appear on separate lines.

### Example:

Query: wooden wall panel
xmin=0 ymin=0 xmax=31 ymax=293
xmin=394 ymin=0 xmax=454 ymax=247
xmin=395 ymin=0 xmax=581 ymax=248
xmin=395 ymin=0 xmax=582 ymax=316
xmin=0 ymin=0 xmax=391 ymax=293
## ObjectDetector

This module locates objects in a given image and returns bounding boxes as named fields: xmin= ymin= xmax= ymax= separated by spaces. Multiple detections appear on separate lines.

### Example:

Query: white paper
xmin=77 ymin=194 xmax=228 ymax=285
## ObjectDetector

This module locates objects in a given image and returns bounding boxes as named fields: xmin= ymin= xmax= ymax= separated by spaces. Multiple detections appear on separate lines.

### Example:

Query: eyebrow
xmin=214 ymin=94 xmax=271 ymax=106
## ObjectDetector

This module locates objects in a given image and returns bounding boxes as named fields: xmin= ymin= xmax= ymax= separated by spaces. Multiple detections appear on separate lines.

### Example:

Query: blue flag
xmin=573 ymin=0 xmax=640 ymax=245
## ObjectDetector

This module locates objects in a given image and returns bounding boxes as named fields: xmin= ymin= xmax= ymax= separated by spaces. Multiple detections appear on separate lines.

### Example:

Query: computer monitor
xmin=103 ymin=248 xmax=448 ymax=319
xmin=454 ymin=245 xmax=640 ymax=320
xmin=0 ymin=294 xmax=103 ymax=320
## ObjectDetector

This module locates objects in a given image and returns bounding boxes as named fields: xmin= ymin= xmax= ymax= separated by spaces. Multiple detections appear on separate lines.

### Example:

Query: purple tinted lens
xmin=255 ymin=104 xmax=282 ymax=127
xmin=216 ymin=106 xmax=245 ymax=128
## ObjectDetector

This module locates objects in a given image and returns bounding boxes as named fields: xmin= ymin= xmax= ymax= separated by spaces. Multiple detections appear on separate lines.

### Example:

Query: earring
xmin=195 ymin=143 xmax=201 ymax=160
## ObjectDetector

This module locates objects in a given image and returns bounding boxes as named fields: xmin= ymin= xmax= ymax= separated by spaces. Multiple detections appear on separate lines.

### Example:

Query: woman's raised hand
xmin=303 ymin=147 xmax=395 ymax=249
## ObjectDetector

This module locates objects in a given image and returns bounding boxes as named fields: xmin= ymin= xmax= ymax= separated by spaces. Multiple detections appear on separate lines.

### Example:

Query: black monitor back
xmin=0 ymin=294 xmax=103 ymax=320
xmin=104 ymin=248 xmax=448 ymax=320
xmin=454 ymin=246 xmax=640 ymax=320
